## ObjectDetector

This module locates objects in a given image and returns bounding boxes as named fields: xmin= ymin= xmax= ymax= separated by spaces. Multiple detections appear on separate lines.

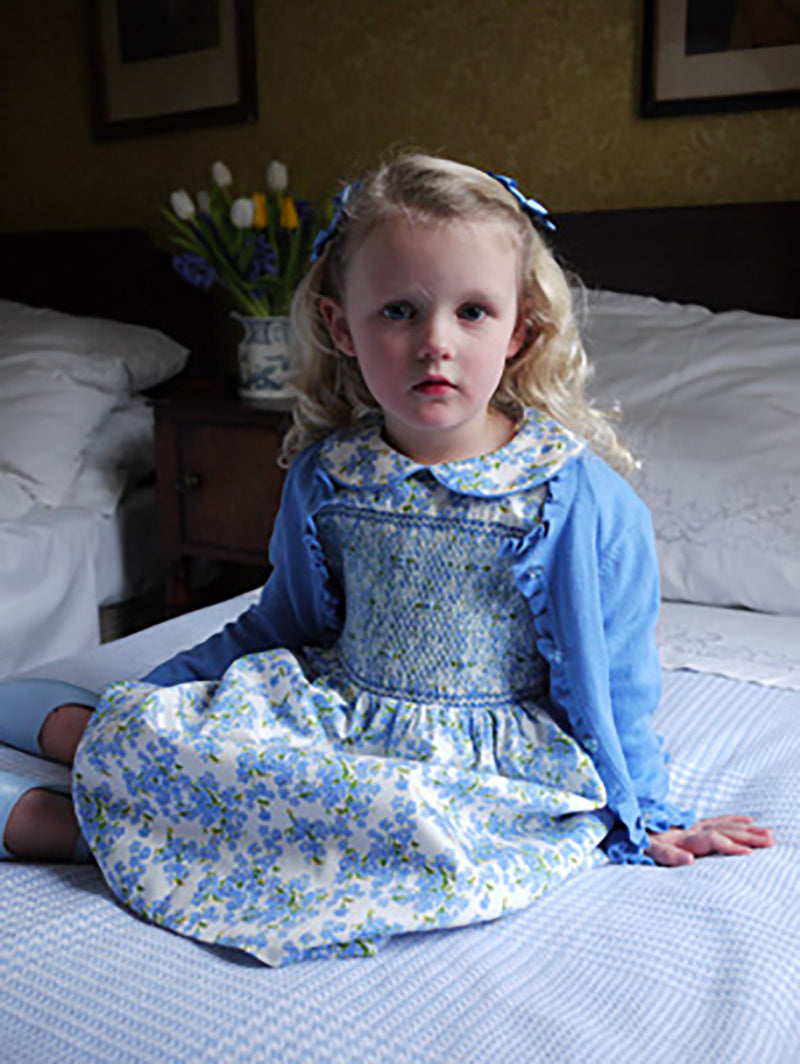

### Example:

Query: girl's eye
xmin=458 ymin=303 xmax=487 ymax=322
xmin=380 ymin=302 xmax=414 ymax=321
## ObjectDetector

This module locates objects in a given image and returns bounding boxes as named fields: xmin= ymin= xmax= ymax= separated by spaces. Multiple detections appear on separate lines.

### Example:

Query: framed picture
xmin=641 ymin=0 xmax=800 ymax=117
xmin=88 ymin=0 xmax=258 ymax=139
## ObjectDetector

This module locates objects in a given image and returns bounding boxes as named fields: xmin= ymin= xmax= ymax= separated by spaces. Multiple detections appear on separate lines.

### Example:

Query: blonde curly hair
xmin=281 ymin=152 xmax=634 ymax=474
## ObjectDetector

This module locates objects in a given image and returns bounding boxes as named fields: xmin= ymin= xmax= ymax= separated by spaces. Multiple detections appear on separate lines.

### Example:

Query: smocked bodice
xmin=310 ymin=414 xmax=586 ymax=708
xmin=315 ymin=500 xmax=546 ymax=705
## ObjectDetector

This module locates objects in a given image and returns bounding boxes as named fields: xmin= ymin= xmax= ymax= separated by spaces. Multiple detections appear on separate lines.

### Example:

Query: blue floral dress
xmin=73 ymin=416 xmax=610 ymax=966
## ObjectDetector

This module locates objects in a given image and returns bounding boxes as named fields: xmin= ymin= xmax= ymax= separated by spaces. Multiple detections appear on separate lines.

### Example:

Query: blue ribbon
xmin=310 ymin=182 xmax=360 ymax=263
xmin=486 ymin=172 xmax=556 ymax=231
xmin=310 ymin=170 xmax=554 ymax=265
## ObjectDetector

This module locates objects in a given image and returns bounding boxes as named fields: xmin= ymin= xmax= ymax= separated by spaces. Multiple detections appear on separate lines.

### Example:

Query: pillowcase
xmin=0 ymin=364 xmax=118 ymax=518
xmin=63 ymin=396 xmax=155 ymax=514
xmin=0 ymin=299 xmax=189 ymax=393
xmin=581 ymin=289 xmax=800 ymax=615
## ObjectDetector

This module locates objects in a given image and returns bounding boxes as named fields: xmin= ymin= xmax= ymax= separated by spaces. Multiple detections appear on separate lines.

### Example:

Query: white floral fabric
xmin=73 ymin=413 xmax=609 ymax=966
xmin=319 ymin=411 xmax=585 ymax=495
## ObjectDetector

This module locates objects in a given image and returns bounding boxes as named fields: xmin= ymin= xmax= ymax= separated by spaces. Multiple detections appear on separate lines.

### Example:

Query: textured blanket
xmin=2 ymin=604 xmax=798 ymax=1063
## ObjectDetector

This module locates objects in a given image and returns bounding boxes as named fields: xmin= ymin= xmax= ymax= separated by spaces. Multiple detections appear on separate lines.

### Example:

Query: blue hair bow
xmin=309 ymin=170 xmax=554 ymax=265
xmin=310 ymin=181 xmax=360 ymax=263
xmin=486 ymin=172 xmax=556 ymax=231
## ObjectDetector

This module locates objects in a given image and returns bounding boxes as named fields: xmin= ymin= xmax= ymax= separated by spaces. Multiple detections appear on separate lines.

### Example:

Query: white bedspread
xmin=3 ymin=598 xmax=799 ymax=1063
xmin=0 ymin=506 xmax=101 ymax=679
xmin=657 ymin=602 xmax=800 ymax=690
xmin=0 ymin=487 xmax=161 ymax=681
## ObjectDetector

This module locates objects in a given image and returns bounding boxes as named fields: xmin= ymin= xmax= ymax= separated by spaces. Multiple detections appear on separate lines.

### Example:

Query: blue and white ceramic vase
xmin=233 ymin=314 xmax=295 ymax=401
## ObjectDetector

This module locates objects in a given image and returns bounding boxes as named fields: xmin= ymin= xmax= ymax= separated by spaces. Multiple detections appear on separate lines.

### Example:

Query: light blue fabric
xmin=144 ymin=411 xmax=693 ymax=861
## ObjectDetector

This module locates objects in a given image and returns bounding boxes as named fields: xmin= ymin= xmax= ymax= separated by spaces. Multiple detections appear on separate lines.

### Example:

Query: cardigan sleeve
xmin=599 ymin=520 xmax=668 ymax=807
xmin=142 ymin=444 xmax=340 ymax=686
xmin=597 ymin=512 xmax=695 ymax=852
xmin=513 ymin=453 xmax=693 ymax=863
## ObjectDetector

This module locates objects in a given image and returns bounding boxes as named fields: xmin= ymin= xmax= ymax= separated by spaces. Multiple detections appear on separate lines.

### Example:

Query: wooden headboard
xmin=552 ymin=200 xmax=799 ymax=319
xmin=0 ymin=228 xmax=216 ymax=375
xmin=0 ymin=203 xmax=796 ymax=372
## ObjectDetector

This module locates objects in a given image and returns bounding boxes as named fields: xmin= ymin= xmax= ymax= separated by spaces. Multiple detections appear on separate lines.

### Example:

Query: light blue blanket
xmin=2 ymin=601 xmax=798 ymax=1063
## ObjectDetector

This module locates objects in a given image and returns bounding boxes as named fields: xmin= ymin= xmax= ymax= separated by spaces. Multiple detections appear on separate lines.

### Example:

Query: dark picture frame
xmin=641 ymin=0 xmax=800 ymax=117
xmin=88 ymin=0 xmax=257 ymax=140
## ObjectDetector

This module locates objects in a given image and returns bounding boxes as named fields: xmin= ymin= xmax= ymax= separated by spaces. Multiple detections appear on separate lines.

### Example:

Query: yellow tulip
xmin=279 ymin=194 xmax=299 ymax=230
xmin=252 ymin=193 xmax=268 ymax=229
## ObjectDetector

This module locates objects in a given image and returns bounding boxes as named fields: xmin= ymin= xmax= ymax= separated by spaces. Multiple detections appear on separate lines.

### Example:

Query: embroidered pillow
xmin=582 ymin=290 xmax=800 ymax=615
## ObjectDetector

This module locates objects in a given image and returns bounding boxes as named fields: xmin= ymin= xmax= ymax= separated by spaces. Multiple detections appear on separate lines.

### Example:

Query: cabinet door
xmin=176 ymin=420 xmax=285 ymax=563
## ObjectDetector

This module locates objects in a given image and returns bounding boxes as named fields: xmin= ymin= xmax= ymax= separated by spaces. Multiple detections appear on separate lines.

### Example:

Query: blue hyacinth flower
xmin=172 ymin=252 xmax=217 ymax=290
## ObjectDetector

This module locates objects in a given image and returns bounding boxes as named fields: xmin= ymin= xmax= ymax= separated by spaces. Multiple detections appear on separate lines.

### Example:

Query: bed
xmin=0 ymin=229 xmax=215 ymax=678
xmin=2 ymin=201 xmax=799 ymax=1063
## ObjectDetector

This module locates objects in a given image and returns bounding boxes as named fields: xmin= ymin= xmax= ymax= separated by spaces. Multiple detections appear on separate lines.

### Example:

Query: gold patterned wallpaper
xmin=1 ymin=0 xmax=798 ymax=238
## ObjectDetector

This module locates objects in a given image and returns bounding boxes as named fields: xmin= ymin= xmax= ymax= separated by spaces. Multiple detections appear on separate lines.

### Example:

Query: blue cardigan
xmin=145 ymin=439 xmax=693 ymax=863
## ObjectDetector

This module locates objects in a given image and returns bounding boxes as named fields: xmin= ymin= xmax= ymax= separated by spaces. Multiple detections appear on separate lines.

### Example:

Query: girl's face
xmin=320 ymin=216 xmax=527 ymax=464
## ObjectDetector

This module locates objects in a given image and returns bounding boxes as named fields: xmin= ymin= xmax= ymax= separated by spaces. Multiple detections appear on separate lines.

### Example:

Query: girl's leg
xmin=2 ymin=703 xmax=92 ymax=860
xmin=0 ymin=680 xmax=99 ymax=756
xmin=38 ymin=703 xmax=94 ymax=765
xmin=3 ymin=787 xmax=79 ymax=861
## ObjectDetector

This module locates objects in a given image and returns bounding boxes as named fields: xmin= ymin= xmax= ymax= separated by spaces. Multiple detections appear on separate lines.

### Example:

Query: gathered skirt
xmin=73 ymin=648 xmax=609 ymax=966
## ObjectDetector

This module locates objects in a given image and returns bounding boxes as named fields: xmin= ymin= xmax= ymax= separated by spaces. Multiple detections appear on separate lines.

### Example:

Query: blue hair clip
xmin=310 ymin=181 xmax=360 ymax=263
xmin=486 ymin=172 xmax=556 ymax=231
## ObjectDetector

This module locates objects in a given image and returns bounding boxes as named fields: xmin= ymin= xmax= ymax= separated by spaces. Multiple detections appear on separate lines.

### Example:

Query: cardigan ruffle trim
xmin=300 ymin=466 xmax=343 ymax=636
xmin=500 ymin=464 xmax=693 ymax=864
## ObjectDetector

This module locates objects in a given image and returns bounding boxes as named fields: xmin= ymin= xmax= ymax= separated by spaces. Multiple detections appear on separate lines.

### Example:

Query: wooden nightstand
xmin=153 ymin=394 xmax=291 ymax=613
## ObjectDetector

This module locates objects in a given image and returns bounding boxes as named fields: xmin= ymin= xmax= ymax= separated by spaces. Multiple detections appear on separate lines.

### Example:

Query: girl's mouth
xmin=413 ymin=377 xmax=455 ymax=396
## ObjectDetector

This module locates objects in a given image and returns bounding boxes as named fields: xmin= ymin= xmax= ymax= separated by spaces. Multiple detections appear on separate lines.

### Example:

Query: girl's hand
xmin=646 ymin=815 xmax=775 ymax=867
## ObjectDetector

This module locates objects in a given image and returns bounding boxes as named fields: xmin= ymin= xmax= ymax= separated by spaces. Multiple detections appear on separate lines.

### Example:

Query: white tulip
xmin=212 ymin=160 xmax=234 ymax=188
xmin=169 ymin=189 xmax=196 ymax=221
xmin=230 ymin=197 xmax=255 ymax=228
xmin=196 ymin=190 xmax=211 ymax=213
xmin=266 ymin=160 xmax=289 ymax=193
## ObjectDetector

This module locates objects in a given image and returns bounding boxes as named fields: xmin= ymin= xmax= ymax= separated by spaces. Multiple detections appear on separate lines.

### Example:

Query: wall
xmin=1 ymin=0 xmax=798 ymax=238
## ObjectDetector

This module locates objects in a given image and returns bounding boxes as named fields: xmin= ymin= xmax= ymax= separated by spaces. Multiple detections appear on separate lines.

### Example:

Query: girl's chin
xmin=383 ymin=410 xmax=504 ymax=464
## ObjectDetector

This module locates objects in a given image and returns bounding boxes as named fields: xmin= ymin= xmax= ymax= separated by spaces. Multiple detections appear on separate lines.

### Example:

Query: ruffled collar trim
xmin=318 ymin=410 xmax=585 ymax=496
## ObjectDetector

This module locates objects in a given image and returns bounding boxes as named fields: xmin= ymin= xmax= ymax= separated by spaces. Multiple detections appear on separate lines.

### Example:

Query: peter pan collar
xmin=318 ymin=410 xmax=585 ymax=497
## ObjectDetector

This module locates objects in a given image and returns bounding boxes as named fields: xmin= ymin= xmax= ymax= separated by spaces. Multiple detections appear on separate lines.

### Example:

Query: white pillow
xmin=582 ymin=290 xmax=800 ymax=615
xmin=0 ymin=364 xmax=118 ymax=517
xmin=0 ymin=299 xmax=189 ymax=393
xmin=63 ymin=396 xmax=155 ymax=514
xmin=0 ymin=472 xmax=40 ymax=520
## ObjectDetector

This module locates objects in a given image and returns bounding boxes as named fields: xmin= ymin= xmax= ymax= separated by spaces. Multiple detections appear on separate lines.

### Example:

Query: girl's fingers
xmin=645 ymin=840 xmax=695 ymax=867
xmin=690 ymin=817 xmax=775 ymax=849
xmin=686 ymin=832 xmax=753 ymax=857
xmin=721 ymin=826 xmax=775 ymax=848
xmin=694 ymin=815 xmax=754 ymax=829
xmin=645 ymin=816 xmax=775 ymax=866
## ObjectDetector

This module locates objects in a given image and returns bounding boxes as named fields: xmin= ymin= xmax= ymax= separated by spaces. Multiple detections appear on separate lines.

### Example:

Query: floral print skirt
xmin=73 ymin=648 xmax=609 ymax=966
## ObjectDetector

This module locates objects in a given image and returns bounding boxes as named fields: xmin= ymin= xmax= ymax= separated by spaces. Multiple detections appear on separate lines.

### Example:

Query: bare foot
xmin=4 ymin=787 xmax=80 ymax=861
xmin=38 ymin=703 xmax=93 ymax=765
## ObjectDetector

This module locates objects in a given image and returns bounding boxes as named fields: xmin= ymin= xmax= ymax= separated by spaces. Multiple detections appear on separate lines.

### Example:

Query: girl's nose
xmin=418 ymin=314 xmax=453 ymax=360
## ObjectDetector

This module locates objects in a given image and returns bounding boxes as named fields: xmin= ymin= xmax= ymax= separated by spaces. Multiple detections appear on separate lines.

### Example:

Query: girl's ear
xmin=319 ymin=297 xmax=356 ymax=358
xmin=506 ymin=313 xmax=532 ymax=360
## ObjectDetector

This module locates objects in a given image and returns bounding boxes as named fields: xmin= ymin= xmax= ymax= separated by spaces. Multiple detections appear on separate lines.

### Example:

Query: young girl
xmin=0 ymin=153 xmax=773 ymax=965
